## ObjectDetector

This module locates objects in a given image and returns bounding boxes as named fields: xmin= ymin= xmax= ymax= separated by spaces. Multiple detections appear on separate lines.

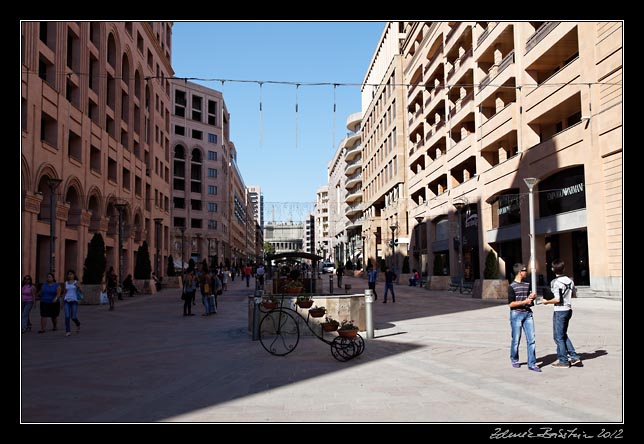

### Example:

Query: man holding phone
xmin=508 ymin=263 xmax=541 ymax=372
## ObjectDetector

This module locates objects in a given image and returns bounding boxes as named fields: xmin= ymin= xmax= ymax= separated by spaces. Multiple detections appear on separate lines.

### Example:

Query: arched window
xmin=107 ymin=33 xmax=117 ymax=68
xmin=134 ymin=70 xmax=141 ymax=99
xmin=121 ymin=53 xmax=130 ymax=84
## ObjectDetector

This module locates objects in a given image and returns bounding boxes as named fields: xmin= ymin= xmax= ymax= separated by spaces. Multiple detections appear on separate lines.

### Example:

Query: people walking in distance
xmin=336 ymin=263 xmax=344 ymax=288
xmin=62 ymin=270 xmax=82 ymax=336
xmin=151 ymin=272 xmax=161 ymax=291
xmin=38 ymin=273 xmax=61 ymax=332
xmin=542 ymin=258 xmax=582 ymax=368
xmin=200 ymin=271 xmax=213 ymax=316
xmin=244 ymin=264 xmax=252 ymax=287
xmin=21 ymin=275 xmax=36 ymax=333
xmin=211 ymin=272 xmax=222 ymax=314
xmin=256 ymin=264 xmax=265 ymax=289
xmin=383 ymin=267 xmax=397 ymax=303
xmin=508 ymin=263 xmax=540 ymax=372
xmin=229 ymin=265 xmax=236 ymax=282
xmin=367 ymin=265 xmax=378 ymax=301
xmin=409 ymin=269 xmax=419 ymax=286
xmin=106 ymin=266 xmax=118 ymax=310
xmin=182 ymin=271 xmax=197 ymax=316
xmin=221 ymin=267 xmax=229 ymax=291
xmin=122 ymin=274 xmax=139 ymax=297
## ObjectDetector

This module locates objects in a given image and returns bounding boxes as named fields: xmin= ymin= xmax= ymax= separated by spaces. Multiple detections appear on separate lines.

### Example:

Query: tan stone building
xmin=361 ymin=22 xmax=410 ymax=274
xmin=21 ymin=21 xmax=173 ymax=283
xmin=401 ymin=22 xmax=622 ymax=296
xmin=314 ymin=186 xmax=330 ymax=259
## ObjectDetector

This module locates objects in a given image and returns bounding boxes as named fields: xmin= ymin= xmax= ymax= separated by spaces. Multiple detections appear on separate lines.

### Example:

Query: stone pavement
xmin=20 ymin=274 xmax=622 ymax=423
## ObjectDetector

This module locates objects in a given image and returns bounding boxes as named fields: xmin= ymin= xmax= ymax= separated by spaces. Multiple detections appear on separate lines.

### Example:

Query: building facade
xmin=401 ymin=21 xmax=622 ymax=296
xmin=264 ymin=222 xmax=304 ymax=254
xmin=314 ymin=186 xmax=330 ymax=260
xmin=248 ymin=185 xmax=264 ymax=231
xmin=22 ymin=21 xmax=173 ymax=283
xmin=361 ymin=22 xmax=410 ymax=274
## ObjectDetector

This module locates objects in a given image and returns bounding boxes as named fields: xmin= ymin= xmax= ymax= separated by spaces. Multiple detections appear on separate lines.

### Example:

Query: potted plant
xmin=473 ymin=250 xmax=509 ymax=300
xmin=283 ymin=279 xmax=304 ymax=294
xmin=308 ymin=305 xmax=326 ymax=318
xmin=337 ymin=319 xmax=359 ymax=339
xmin=261 ymin=294 xmax=279 ymax=310
xmin=321 ymin=316 xmax=339 ymax=332
xmin=296 ymin=294 xmax=314 ymax=308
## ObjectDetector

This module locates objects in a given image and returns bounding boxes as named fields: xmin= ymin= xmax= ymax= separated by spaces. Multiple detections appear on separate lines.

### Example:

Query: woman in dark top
xmin=38 ymin=273 xmax=61 ymax=332
xmin=106 ymin=266 xmax=117 ymax=309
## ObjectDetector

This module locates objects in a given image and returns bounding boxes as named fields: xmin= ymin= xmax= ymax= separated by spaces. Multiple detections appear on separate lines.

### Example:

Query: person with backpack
xmin=542 ymin=258 xmax=582 ymax=368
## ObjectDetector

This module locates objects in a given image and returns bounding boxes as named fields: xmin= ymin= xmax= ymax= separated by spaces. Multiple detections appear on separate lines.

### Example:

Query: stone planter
xmin=429 ymin=275 xmax=451 ymax=290
xmin=163 ymin=276 xmax=182 ymax=289
xmin=133 ymin=279 xmax=153 ymax=294
xmin=472 ymin=279 xmax=509 ymax=299
xmin=78 ymin=284 xmax=103 ymax=305
xmin=337 ymin=328 xmax=359 ymax=339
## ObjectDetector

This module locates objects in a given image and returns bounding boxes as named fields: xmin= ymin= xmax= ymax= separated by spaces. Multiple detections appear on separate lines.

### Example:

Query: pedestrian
xmin=21 ymin=275 xmax=36 ymax=333
xmin=222 ymin=267 xmax=229 ymax=291
xmin=542 ymin=258 xmax=582 ymax=368
xmin=200 ymin=271 xmax=213 ymax=316
xmin=182 ymin=271 xmax=196 ymax=316
xmin=244 ymin=264 xmax=252 ymax=287
xmin=37 ymin=273 xmax=61 ymax=332
xmin=230 ymin=265 xmax=235 ymax=281
xmin=106 ymin=266 xmax=117 ymax=310
xmin=122 ymin=274 xmax=139 ymax=297
xmin=337 ymin=263 xmax=344 ymax=288
xmin=62 ymin=270 xmax=82 ymax=336
xmin=383 ymin=266 xmax=396 ymax=303
xmin=151 ymin=272 xmax=161 ymax=291
xmin=508 ymin=263 xmax=540 ymax=372
xmin=210 ymin=272 xmax=222 ymax=314
xmin=409 ymin=268 xmax=419 ymax=286
xmin=367 ymin=265 xmax=378 ymax=301
xmin=256 ymin=264 xmax=265 ymax=289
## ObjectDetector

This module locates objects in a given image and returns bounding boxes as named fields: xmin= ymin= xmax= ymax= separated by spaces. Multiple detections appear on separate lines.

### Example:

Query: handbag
xmin=99 ymin=291 xmax=108 ymax=305
xmin=76 ymin=288 xmax=84 ymax=301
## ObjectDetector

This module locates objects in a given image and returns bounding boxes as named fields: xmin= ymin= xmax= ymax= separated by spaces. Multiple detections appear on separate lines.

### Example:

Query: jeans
xmin=383 ymin=283 xmax=395 ymax=302
xmin=245 ymin=275 xmax=250 ymax=287
xmin=64 ymin=301 xmax=80 ymax=333
xmin=202 ymin=295 xmax=213 ymax=314
xmin=553 ymin=310 xmax=579 ymax=363
xmin=368 ymin=281 xmax=377 ymax=299
xmin=22 ymin=301 xmax=34 ymax=330
xmin=510 ymin=310 xmax=537 ymax=367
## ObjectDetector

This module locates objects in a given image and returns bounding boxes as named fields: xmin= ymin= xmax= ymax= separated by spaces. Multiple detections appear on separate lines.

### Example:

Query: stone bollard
xmin=252 ymin=289 xmax=263 ymax=341
xmin=364 ymin=289 xmax=374 ymax=339
xmin=329 ymin=274 xmax=333 ymax=294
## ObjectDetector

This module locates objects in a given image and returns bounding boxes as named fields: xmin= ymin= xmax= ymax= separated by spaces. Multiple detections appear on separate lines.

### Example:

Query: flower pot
xmin=321 ymin=322 xmax=339 ymax=332
xmin=308 ymin=308 xmax=326 ymax=318
xmin=285 ymin=287 xmax=304 ymax=294
xmin=262 ymin=301 xmax=278 ymax=310
xmin=337 ymin=328 xmax=359 ymax=339
xmin=296 ymin=300 xmax=314 ymax=308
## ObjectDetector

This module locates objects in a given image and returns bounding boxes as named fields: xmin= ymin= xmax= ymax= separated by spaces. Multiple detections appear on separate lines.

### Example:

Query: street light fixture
xmin=524 ymin=178 xmax=539 ymax=296
xmin=114 ymin=202 xmax=127 ymax=285
xmin=453 ymin=198 xmax=466 ymax=294
xmin=46 ymin=178 xmax=62 ymax=274
xmin=153 ymin=218 xmax=163 ymax=277
xmin=390 ymin=222 xmax=398 ymax=273
xmin=414 ymin=215 xmax=424 ymax=276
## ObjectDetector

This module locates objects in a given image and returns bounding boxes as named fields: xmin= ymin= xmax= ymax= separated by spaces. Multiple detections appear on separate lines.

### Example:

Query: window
xmin=41 ymin=111 xmax=58 ymax=148
xmin=173 ymin=197 xmax=185 ymax=209
xmin=208 ymin=185 xmax=217 ymax=195
xmin=192 ymin=95 xmax=202 ymax=121
xmin=208 ymin=220 xmax=217 ymax=230
xmin=208 ymin=168 xmax=217 ymax=178
xmin=122 ymin=167 xmax=131 ymax=190
xmin=208 ymin=133 xmax=217 ymax=144
xmin=207 ymin=99 xmax=217 ymax=125
xmin=191 ymin=129 xmax=202 ymax=140
xmin=208 ymin=150 xmax=217 ymax=161
xmin=174 ymin=90 xmax=186 ymax=117
xmin=174 ymin=125 xmax=185 ymax=136
xmin=136 ymin=32 xmax=144 ymax=53
xmin=68 ymin=129 xmax=82 ymax=161
xmin=208 ymin=202 xmax=217 ymax=212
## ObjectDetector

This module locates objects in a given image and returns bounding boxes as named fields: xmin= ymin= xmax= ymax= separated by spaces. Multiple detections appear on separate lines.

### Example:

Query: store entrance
xmin=545 ymin=230 xmax=590 ymax=285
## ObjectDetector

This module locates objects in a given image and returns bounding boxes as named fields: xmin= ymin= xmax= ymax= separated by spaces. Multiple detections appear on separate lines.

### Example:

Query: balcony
xmin=345 ymin=217 xmax=364 ymax=230
xmin=480 ymin=102 xmax=516 ymax=147
xmin=524 ymin=56 xmax=581 ymax=119
xmin=345 ymin=142 xmax=362 ymax=162
xmin=345 ymin=203 xmax=363 ymax=217
xmin=448 ymin=90 xmax=474 ymax=121
xmin=525 ymin=22 xmax=560 ymax=54
xmin=345 ymin=187 xmax=362 ymax=203
xmin=344 ymin=157 xmax=361 ymax=175
xmin=344 ymin=171 xmax=362 ymax=188
xmin=478 ymin=49 xmax=515 ymax=97
xmin=424 ymin=85 xmax=443 ymax=112
xmin=447 ymin=134 xmax=474 ymax=165
xmin=424 ymin=120 xmax=446 ymax=149
xmin=477 ymin=22 xmax=498 ymax=48
xmin=445 ymin=22 xmax=466 ymax=49
xmin=446 ymin=47 xmax=473 ymax=82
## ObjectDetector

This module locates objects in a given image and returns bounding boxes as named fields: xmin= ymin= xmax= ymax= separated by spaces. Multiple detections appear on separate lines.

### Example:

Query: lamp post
xmin=361 ymin=234 xmax=366 ymax=270
xmin=390 ymin=222 xmax=398 ymax=273
xmin=453 ymin=199 xmax=466 ymax=293
xmin=524 ymin=178 xmax=539 ymax=296
xmin=179 ymin=226 xmax=186 ymax=274
xmin=153 ymin=218 xmax=163 ymax=277
xmin=46 ymin=178 xmax=62 ymax=274
xmin=415 ymin=215 xmax=424 ymax=276
xmin=114 ymin=202 xmax=127 ymax=285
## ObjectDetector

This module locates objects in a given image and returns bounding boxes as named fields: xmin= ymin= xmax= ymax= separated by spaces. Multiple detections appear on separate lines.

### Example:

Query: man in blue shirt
xmin=367 ymin=265 xmax=378 ymax=301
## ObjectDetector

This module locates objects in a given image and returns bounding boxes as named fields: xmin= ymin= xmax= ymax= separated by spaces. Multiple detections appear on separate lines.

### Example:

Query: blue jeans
xmin=21 ymin=301 xmax=34 ymax=330
xmin=202 ymin=294 xmax=213 ymax=314
xmin=553 ymin=310 xmax=579 ymax=363
xmin=64 ymin=301 xmax=80 ymax=333
xmin=383 ymin=283 xmax=395 ymax=302
xmin=510 ymin=310 xmax=537 ymax=367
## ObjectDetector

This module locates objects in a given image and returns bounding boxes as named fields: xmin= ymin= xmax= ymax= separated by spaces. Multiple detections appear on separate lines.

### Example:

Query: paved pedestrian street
xmin=21 ymin=275 xmax=622 ymax=425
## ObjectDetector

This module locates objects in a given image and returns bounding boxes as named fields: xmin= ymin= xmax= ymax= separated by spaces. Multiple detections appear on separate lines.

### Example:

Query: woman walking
xmin=62 ymin=270 xmax=82 ymax=336
xmin=38 ymin=273 xmax=61 ymax=332
xmin=182 ymin=271 xmax=197 ymax=316
xmin=106 ymin=266 xmax=117 ymax=310
xmin=21 ymin=275 xmax=36 ymax=333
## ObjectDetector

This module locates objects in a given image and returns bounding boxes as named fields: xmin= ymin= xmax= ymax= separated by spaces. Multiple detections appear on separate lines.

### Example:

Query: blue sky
xmin=171 ymin=21 xmax=385 ymax=222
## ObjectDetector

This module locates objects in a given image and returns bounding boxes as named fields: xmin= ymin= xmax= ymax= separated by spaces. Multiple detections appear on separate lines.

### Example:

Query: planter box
xmin=429 ymin=276 xmax=451 ymax=290
xmin=472 ymin=279 xmax=509 ymax=299
xmin=163 ymin=276 xmax=182 ymax=289
xmin=79 ymin=284 xmax=103 ymax=305
xmin=133 ymin=279 xmax=153 ymax=294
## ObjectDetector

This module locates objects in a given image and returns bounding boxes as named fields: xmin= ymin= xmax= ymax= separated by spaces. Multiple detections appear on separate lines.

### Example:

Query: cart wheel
xmin=259 ymin=309 xmax=300 ymax=356
xmin=354 ymin=334 xmax=365 ymax=356
xmin=330 ymin=336 xmax=357 ymax=362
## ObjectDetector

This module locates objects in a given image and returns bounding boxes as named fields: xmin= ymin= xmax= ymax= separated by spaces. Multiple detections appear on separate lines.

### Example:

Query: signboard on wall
xmin=538 ymin=166 xmax=586 ymax=218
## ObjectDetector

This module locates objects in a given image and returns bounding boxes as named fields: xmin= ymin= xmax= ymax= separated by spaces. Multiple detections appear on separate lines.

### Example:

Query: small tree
xmin=484 ymin=250 xmax=499 ymax=279
xmin=402 ymin=256 xmax=410 ymax=273
xmin=82 ymin=232 xmax=107 ymax=284
xmin=187 ymin=258 xmax=196 ymax=273
xmin=201 ymin=258 xmax=209 ymax=273
xmin=167 ymin=255 xmax=176 ymax=276
xmin=134 ymin=241 xmax=152 ymax=279
xmin=433 ymin=255 xmax=443 ymax=276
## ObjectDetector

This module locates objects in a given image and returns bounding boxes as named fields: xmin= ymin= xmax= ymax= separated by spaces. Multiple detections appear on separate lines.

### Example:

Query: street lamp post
xmin=390 ymin=222 xmax=398 ymax=274
xmin=153 ymin=218 xmax=163 ymax=277
xmin=361 ymin=234 xmax=366 ymax=270
xmin=179 ymin=226 xmax=186 ymax=274
xmin=114 ymin=202 xmax=128 ymax=285
xmin=453 ymin=199 xmax=466 ymax=294
xmin=524 ymin=178 xmax=539 ymax=296
xmin=415 ymin=216 xmax=424 ymax=278
xmin=46 ymin=178 xmax=62 ymax=274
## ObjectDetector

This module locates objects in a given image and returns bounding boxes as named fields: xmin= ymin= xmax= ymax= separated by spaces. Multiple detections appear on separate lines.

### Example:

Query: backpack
xmin=203 ymin=282 xmax=210 ymax=295
xmin=555 ymin=279 xmax=573 ymax=306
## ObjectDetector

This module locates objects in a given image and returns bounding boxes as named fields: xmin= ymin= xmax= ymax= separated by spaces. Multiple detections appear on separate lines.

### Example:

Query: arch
xmin=134 ymin=69 xmax=141 ymax=99
xmin=173 ymin=144 xmax=186 ymax=159
xmin=21 ymin=155 xmax=32 ymax=194
xmin=107 ymin=32 xmax=117 ymax=69
xmin=34 ymin=166 xmax=62 ymax=222
xmin=121 ymin=51 xmax=131 ymax=84
xmin=87 ymin=187 xmax=103 ymax=229
xmin=132 ymin=209 xmax=144 ymax=242
xmin=190 ymin=147 xmax=203 ymax=162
